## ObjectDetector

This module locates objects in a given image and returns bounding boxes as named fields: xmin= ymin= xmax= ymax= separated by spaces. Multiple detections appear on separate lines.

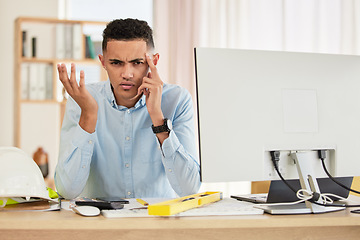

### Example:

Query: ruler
xmin=148 ymin=191 xmax=223 ymax=216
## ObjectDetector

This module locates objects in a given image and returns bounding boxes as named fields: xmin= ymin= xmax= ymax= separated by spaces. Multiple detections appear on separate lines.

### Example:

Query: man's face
xmin=100 ymin=40 xmax=151 ymax=106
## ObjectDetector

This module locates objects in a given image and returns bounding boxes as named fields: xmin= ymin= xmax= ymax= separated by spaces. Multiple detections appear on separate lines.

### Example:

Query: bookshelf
xmin=14 ymin=17 xmax=108 ymax=188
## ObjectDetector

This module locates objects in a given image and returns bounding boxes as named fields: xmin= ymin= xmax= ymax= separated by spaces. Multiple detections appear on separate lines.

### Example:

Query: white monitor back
xmin=195 ymin=48 xmax=360 ymax=183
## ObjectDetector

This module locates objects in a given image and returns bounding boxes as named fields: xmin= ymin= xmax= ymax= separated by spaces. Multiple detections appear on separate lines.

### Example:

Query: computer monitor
xmin=194 ymin=48 xmax=360 ymax=207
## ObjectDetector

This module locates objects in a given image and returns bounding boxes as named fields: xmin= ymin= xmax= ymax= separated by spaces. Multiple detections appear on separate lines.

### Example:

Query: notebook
xmin=231 ymin=176 xmax=353 ymax=204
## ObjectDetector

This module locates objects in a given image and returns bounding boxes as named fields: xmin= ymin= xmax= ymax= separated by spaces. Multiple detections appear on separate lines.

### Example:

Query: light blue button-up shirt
xmin=54 ymin=80 xmax=201 ymax=199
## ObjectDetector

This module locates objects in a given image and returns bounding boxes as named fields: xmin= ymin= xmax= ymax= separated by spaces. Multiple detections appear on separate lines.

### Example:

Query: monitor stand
xmin=256 ymin=151 xmax=345 ymax=215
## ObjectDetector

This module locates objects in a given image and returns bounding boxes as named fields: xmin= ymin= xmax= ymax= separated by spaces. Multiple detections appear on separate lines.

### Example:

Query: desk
xmin=1 ymin=207 xmax=360 ymax=240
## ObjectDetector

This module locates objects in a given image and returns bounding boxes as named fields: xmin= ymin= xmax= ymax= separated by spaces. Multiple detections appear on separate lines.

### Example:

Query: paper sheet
xmin=101 ymin=198 xmax=263 ymax=218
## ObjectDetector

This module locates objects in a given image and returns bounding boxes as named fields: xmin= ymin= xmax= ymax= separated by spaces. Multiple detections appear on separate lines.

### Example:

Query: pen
xmin=136 ymin=198 xmax=149 ymax=206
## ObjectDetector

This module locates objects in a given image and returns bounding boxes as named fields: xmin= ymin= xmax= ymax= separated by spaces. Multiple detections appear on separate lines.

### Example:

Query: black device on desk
xmin=231 ymin=176 xmax=353 ymax=204
xmin=75 ymin=197 xmax=129 ymax=210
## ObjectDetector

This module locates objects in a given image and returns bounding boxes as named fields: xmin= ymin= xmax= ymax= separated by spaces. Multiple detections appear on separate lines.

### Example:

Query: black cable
xmin=317 ymin=150 xmax=360 ymax=210
xmin=270 ymin=151 xmax=322 ymax=204
xmin=318 ymin=150 xmax=360 ymax=195
xmin=269 ymin=151 xmax=360 ymax=208
xmin=270 ymin=151 xmax=298 ymax=193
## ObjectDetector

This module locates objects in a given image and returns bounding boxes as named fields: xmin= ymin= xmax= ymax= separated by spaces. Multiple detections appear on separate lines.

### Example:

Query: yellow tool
xmin=148 ymin=191 xmax=222 ymax=216
xmin=136 ymin=198 xmax=149 ymax=206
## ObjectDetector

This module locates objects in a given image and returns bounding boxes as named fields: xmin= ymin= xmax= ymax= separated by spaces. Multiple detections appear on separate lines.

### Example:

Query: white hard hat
xmin=0 ymin=147 xmax=52 ymax=207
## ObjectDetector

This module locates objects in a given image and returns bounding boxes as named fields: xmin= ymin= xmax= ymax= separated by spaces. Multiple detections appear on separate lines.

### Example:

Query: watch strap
xmin=152 ymin=118 xmax=170 ymax=134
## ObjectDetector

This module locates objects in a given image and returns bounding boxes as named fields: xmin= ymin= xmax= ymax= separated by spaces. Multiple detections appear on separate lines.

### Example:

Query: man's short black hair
xmin=102 ymin=18 xmax=154 ymax=51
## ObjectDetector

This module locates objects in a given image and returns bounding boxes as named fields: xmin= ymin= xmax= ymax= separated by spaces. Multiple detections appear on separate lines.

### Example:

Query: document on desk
xmin=0 ymin=200 xmax=60 ymax=212
xmin=101 ymin=198 xmax=263 ymax=218
xmin=178 ymin=198 xmax=263 ymax=216
xmin=101 ymin=198 xmax=166 ymax=218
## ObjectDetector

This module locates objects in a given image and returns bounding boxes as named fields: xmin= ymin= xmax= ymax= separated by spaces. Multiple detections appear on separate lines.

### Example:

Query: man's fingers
xmin=79 ymin=70 xmax=85 ymax=88
xmin=57 ymin=64 xmax=73 ymax=93
xmin=137 ymin=84 xmax=146 ymax=95
xmin=57 ymin=63 xmax=85 ymax=96
xmin=69 ymin=63 xmax=79 ymax=91
xmin=70 ymin=63 xmax=76 ymax=80
xmin=57 ymin=64 xmax=67 ymax=82
xmin=147 ymin=71 xmax=152 ymax=79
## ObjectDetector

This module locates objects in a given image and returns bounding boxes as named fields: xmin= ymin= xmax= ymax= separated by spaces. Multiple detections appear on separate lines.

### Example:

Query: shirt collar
xmin=104 ymin=80 xmax=146 ymax=110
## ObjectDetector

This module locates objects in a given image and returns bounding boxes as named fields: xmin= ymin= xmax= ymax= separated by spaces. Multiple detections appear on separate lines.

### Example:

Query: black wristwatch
xmin=152 ymin=118 xmax=172 ymax=134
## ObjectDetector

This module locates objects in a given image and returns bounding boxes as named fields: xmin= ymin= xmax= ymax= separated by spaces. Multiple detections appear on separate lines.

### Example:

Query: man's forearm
xmin=79 ymin=110 xmax=97 ymax=133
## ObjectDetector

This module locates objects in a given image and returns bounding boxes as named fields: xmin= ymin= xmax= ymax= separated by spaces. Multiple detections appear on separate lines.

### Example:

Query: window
xmin=63 ymin=0 xmax=153 ymax=25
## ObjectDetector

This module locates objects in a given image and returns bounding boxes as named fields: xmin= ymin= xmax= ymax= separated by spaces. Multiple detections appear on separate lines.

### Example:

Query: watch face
xmin=166 ymin=119 xmax=172 ymax=131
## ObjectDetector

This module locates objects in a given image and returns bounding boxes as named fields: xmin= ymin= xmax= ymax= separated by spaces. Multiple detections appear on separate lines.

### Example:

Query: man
xmin=54 ymin=19 xmax=201 ymax=199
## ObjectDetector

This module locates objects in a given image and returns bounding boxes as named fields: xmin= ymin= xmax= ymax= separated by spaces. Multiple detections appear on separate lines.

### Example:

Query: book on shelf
xmin=56 ymin=23 xmax=84 ymax=60
xmin=85 ymin=35 xmax=96 ymax=59
xmin=21 ymin=64 xmax=30 ymax=99
xmin=22 ymin=31 xmax=27 ymax=57
xmin=31 ymin=37 xmax=37 ymax=58
xmin=21 ymin=29 xmax=32 ymax=58
xmin=72 ymin=24 xmax=83 ymax=60
xmin=23 ymin=63 xmax=53 ymax=100
xmin=28 ymin=64 xmax=38 ymax=100
xmin=22 ymin=22 xmax=104 ymax=60
xmin=37 ymin=64 xmax=46 ymax=99
xmin=64 ymin=24 xmax=73 ymax=59
xmin=22 ymin=23 xmax=55 ymax=59
xmin=55 ymin=23 xmax=66 ymax=59
xmin=45 ymin=66 xmax=53 ymax=100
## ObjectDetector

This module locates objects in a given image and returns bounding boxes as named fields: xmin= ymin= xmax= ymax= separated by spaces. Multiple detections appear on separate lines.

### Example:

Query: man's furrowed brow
xmin=109 ymin=58 xmax=145 ymax=63
xmin=129 ymin=58 xmax=145 ymax=63
xmin=109 ymin=59 xmax=124 ymax=63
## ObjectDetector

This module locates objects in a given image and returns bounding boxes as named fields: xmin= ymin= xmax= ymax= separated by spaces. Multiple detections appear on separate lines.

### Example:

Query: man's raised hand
xmin=57 ymin=63 xmax=98 ymax=133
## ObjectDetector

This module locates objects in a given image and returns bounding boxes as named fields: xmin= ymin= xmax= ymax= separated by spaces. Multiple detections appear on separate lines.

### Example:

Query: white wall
xmin=0 ymin=0 xmax=60 ymax=147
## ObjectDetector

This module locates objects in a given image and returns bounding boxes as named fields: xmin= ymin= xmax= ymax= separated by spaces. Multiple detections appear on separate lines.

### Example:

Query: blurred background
xmin=1 ymin=0 xmax=360 ymax=195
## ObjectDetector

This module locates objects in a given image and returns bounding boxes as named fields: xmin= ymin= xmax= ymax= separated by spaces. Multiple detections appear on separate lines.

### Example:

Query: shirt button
xmin=125 ymin=136 xmax=131 ymax=141
xmin=88 ymin=140 xmax=93 ymax=144
xmin=127 ymin=110 xmax=130 ymax=114
xmin=168 ymin=168 xmax=173 ymax=172
xmin=125 ymin=163 xmax=130 ymax=168
xmin=127 ymin=192 xmax=132 ymax=196
xmin=82 ymin=165 xmax=86 ymax=169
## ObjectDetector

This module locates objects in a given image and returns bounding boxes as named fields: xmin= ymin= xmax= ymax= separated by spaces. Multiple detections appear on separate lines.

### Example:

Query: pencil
xmin=136 ymin=198 xmax=149 ymax=206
